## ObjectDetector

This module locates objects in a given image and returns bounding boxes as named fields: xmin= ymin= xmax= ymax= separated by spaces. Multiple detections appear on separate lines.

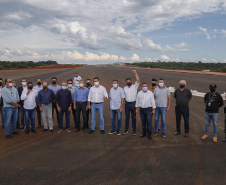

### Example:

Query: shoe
xmin=223 ymin=138 xmax=226 ymax=142
xmin=108 ymin=130 xmax=116 ymax=135
xmin=83 ymin=128 xmax=88 ymax=133
xmin=100 ymin=130 xmax=105 ymax=134
xmin=184 ymin=133 xmax=189 ymax=137
xmin=132 ymin=131 xmax=136 ymax=136
xmin=2 ymin=125 xmax=4 ymax=127
xmin=66 ymin=128 xmax=71 ymax=133
xmin=74 ymin=128 xmax=80 ymax=132
xmin=158 ymin=128 xmax=161 ymax=131
xmin=117 ymin=131 xmax=121 ymax=136
xmin=154 ymin=132 xmax=158 ymax=136
xmin=16 ymin=126 xmax=22 ymax=129
xmin=43 ymin=129 xmax=48 ymax=132
xmin=161 ymin=133 xmax=166 ymax=138
xmin=6 ymin=135 xmax=13 ymax=139
xmin=89 ymin=130 xmax=94 ymax=134
xmin=201 ymin=135 xmax=208 ymax=140
xmin=148 ymin=135 xmax=152 ymax=140
xmin=21 ymin=126 xmax=25 ymax=131
xmin=37 ymin=124 xmax=42 ymax=128
xmin=174 ymin=132 xmax=181 ymax=135
xmin=50 ymin=129 xmax=54 ymax=132
xmin=213 ymin=137 xmax=217 ymax=143
xmin=25 ymin=130 xmax=29 ymax=134
xmin=123 ymin=130 xmax=128 ymax=135
xmin=57 ymin=129 xmax=62 ymax=133
xmin=12 ymin=131 xmax=20 ymax=135
xmin=140 ymin=134 xmax=146 ymax=137
xmin=31 ymin=129 xmax=37 ymax=133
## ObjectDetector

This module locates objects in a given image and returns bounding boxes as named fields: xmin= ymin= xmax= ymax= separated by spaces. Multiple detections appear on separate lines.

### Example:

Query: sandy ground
xmin=0 ymin=65 xmax=225 ymax=185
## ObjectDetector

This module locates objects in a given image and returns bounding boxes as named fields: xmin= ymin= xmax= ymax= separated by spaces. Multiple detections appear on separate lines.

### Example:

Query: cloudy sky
xmin=0 ymin=0 xmax=226 ymax=64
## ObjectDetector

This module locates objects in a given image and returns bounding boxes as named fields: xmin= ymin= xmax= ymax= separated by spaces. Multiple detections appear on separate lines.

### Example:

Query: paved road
xmin=0 ymin=65 xmax=225 ymax=185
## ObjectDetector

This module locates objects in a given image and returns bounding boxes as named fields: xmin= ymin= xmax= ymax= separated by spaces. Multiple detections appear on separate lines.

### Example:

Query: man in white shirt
xmin=73 ymin=73 xmax=82 ymax=87
xmin=87 ymin=77 xmax=108 ymax=134
xmin=123 ymin=70 xmax=140 ymax=136
xmin=21 ymin=82 xmax=38 ymax=134
xmin=136 ymin=82 xmax=156 ymax=140
xmin=0 ymin=77 xmax=4 ymax=127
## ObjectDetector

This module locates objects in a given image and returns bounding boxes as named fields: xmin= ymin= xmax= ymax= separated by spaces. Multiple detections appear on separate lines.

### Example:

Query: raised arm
xmin=132 ymin=70 xmax=140 ymax=84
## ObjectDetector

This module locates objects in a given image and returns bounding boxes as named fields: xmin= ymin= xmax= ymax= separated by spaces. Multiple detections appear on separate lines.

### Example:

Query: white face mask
xmin=22 ymin=82 xmax=27 ymax=86
xmin=79 ymin=83 xmax=84 ymax=87
xmin=94 ymin=82 xmax=99 ymax=86
xmin=8 ymin=83 xmax=12 ymax=87
xmin=68 ymin=84 xmax=73 ymax=88
xmin=159 ymin=83 xmax=164 ymax=87
xmin=113 ymin=84 xmax=118 ymax=88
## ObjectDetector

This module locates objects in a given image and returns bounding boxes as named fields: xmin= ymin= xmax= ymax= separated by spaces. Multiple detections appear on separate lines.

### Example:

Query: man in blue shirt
xmin=74 ymin=80 xmax=89 ymax=132
xmin=109 ymin=79 xmax=125 ymax=135
xmin=1 ymin=78 xmax=20 ymax=139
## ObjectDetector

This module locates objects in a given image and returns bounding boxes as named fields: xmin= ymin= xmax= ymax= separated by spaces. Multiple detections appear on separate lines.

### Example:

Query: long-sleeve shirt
xmin=124 ymin=82 xmax=139 ymax=102
xmin=56 ymin=89 xmax=72 ymax=109
xmin=135 ymin=90 xmax=156 ymax=109
xmin=1 ymin=86 xmax=20 ymax=108
xmin=74 ymin=87 xmax=89 ymax=102
xmin=21 ymin=89 xmax=38 ymax=110
xmin=37 ymin=89 xmax=55 ymax=106
xmin=109 ymin=87 xmax=125 ymax=110
xmin=88 ymin=85 xmax=108 ymax=103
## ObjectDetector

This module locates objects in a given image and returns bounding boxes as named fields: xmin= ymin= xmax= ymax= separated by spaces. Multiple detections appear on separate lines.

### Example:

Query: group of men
xmin=0 ymin=71 xmax=225 ymax=142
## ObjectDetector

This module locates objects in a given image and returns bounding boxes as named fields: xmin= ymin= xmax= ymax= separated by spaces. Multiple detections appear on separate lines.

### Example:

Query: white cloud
xmin=145 ymin=39 xmax=163 ymax=52
xmin=160 ymin=55 xmax=180 ymax=62
xmin=130 ymin=54 xmax=140 ymax=61
xmin=199 ymin=27 xmax=212 ymax=40
xmin=176 ymin=42 xmax=186 ymax=48
xmin=221 ymin=29 xmax=226 ymax=38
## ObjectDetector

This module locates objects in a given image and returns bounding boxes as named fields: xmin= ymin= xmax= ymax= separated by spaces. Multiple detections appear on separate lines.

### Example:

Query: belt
xmin=76 ymin=101 xmax=87 ymax=104
xmin=140 ymin=107 xmax=152 ymax=110
xmin=93 ymin=102 xmax=103 ymax=104
xmin=125 ymin=101 xmax=136 ymax=104
xmin=42 ymin=103 xmax=51 ymax=105
xmin=176 ymin=105 xmax=188 ymax=108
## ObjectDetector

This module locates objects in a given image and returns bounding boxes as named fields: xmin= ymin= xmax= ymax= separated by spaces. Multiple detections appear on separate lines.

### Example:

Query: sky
xmin=0 ymin=0 xmax=226 ymax=64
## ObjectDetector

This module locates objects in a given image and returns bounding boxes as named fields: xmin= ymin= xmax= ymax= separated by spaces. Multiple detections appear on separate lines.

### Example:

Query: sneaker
xmin=50 ymin=129 xmax=54 ymax=132
xmin=123 ymin=130 xmax=128 ymax=135
xmin=74 ymin=128 xmax=80 ymax=132
xmin=201 ymin=135 xmax=208 ymax=140
xmin=161 ymin=133 xmax=166 ymax=138
xmin=213 ymin=137 xmax=217 ymax=143
xmin=57 ymin=129 xmax=63 ymax=133
xmin=174 ymin=132 xmax=181 ymax=135
xmin=117 ymin=131 xmax=121 ymax=136
xmin=6 ymin=135 xmax=13 ymax=139
xmin=108 ymin=130 xmax=116 ymax=135
xmin=223 ymin=138 xmax=226 ymax=142
xmin=154 ymin=132 xmax=158 ymax=136
xmin=184 ymin=133 xmax=189 ymax=137
xmin=25 ymin=130 xmax=30 ymax=134
xmin=21 ymin=126 xmax=25 ymax=131
xmin=12 ymin=131 xmax=20 ymax=135
xmin=158 ymin=128 xmax=161 ymax=131
xmin=16 ymin=126 xmax=22 ymax=129
xmin=89 ymin=130 xmax=95 ymax=134
xmin=66 ymin=128 xmax=71 ymax=133
xmin=140 ymin=133 xmax=146 ymax=137
xmin=31 ymin=129 xmax=37 ymax=133
xmin=132 ymin=131 xmax=136 ymax=136
xmin=100 ymin=130 xmax=105 ymax=134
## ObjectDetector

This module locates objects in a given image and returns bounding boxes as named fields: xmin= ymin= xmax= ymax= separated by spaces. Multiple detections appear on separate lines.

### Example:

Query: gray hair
xmin=179 ymin=80 xmax=186 ymax=84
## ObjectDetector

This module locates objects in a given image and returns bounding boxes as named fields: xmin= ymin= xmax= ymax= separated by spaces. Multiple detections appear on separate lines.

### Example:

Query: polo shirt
xmin=154 ymin=86 xmax=170 ymax=107
xmin=109 ymin=87 xmax=125 ymax=110
xmin=174 ymin=88 xmax=192 ymax=108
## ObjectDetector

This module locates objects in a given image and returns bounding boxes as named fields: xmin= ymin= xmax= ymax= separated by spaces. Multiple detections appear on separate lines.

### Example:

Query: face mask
xmin=142 ymin=87 xmax=148 ymax=92
xmin=62 ymin=86 xmax=67 ymax=90
xmin=94 ymin=82 xmax=99 ymax=86
xmin=0 ymin=82 xmax=2 ymax=86
xmin=180 ymin=84 xmax=185 ymax=89
xmin=52 ymin=81 xmax=57 ymax=85
xmin=28 ymin=86 xmax=33 ymax=90
xmin=22 ymin=82 xmax=27 ymax=86
xmin=210 ymin=88 xmax=216 ymax=93
xmin=113 ymin=84 xmax=118 ymax=88
xmin=159 ymin=83 xmax=164 ymax=87
xmin=86 ymin=82 xmax=91 ymax=86
xmin=68 ymin=84 xmax=73 ymax=88
xmin=43 ymin=87 xmax=47 ymax=90
xmin=75 ymin=75 xmax=78 ymax=77
xmin=152 ymin=83 xmax=156 ymax=86
xmin=37 ymin=82 xmax=41 ymax=85
xmin=127 ymin=82 xmax=132 ymax=86
xmin=8 ymin=83 xmax=12 ymax=87
xmin=79 ymin=83 xmax=84 ymax=87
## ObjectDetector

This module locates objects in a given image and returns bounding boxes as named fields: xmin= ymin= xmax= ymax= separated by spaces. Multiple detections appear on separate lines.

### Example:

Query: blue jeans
xmin=58 ymin=107 xmax=70 ymax=129
xmin=111 ymin=109 xmax=122 ymax=131
xmin=0 ymin=105 xmax=5 ymax=126
xmin=175 ymin=106 xmax=189 ymax=133
xmin=4 ymin=107 xmax=18 ymax=136
xmin=125 ymin=102 xmax=136 ymax=132
xmin=205 ymin=112 xmax=219 ymax=137
xmin=140 ymin=107 xmax=152 ymax=136
xmin=91 ymin=103 xmax=104 ymax=130
xmin=17 ymin=107 xmax=25 ymax=127
xmin=24 ymin=108 xmax=36 ymax=130
xmin=155 ymin=107 xmax=167 ymax=133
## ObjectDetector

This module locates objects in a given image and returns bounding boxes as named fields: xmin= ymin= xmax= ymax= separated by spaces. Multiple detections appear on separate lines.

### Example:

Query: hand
xmin=74 ymin=105 xmax=76 ymax=110
xmin=39 ymin=107 xmax=43 ymax=112
xmin=18 ymin=105 xmax=21 ymax=109
xmin=135 ymin=108 xmax=138 ymax=114
xmin=166 ymin=106 xmax=170 ymax=111
xmin=13 ymin=103 xmax=17 ymax=109
xmin=57 ymin=107 xmax=61 ymax=112
xmin=120 ymin=107 xmax=123 ymax=113
xmin=152 ymin=109 xmax=155 ymax=115
xmin=132 ymin=70 xmax=137 ymax=74
xmin=86 ymin=106 xmax=89 ymax=111
xmin=68 ymin=106 xmax=71 ymax=112
xmin=103 ymin=96 xmax=107 ymax=100
xmin=88 ymin=105 xmax=91 ymax=110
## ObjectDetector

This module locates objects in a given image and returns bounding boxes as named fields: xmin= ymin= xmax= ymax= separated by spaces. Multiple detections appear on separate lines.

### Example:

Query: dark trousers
xmin=175 ymin=106 xmax=189 ymax=133
xmin=71 ymin=103 xmax=76 ymax=126
xmin=224 ymin=113 xmax=226 ymax=134
xmin=58 ymin=107 xmax=70 ymax=129
xmin=125 ymin=102 xmax=136 ymax=132
xmin=36 ymin=106 xmax=41 ymax=125
xmin=140 ymin=108 xmax=152 ymax=136
xmin=86 ymin=105 xmax=91 ymax=128
xmin=52 ymin=102 xmax=59 ymax=124
xmin=76 ymin=102 xmax=88 ymax=129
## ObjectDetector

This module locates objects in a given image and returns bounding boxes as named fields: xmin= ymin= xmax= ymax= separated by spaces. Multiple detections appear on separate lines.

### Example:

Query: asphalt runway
xmin=0 ymin=65 xmax=225 ymax=185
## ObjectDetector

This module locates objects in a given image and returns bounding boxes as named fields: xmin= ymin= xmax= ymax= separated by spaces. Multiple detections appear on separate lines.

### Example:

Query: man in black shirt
xmin=201 ymin=84 xmax=223 ymax=143
xmin=174 ymin=80 xmax=192 ymax=137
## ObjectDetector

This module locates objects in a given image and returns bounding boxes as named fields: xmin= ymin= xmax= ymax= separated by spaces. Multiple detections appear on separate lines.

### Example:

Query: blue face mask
xmin=62 ymin=86 xmax=67 ymax=90
xmin=127 ymin=82 xmax=132 ymax=86
xmin=159 ymin=83 xmax=164 ymax=87
xmin=142 ymin=87 xmax=148 ymax=92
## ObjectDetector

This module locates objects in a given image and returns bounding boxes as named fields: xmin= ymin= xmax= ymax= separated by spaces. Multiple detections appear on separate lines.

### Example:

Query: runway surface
xmin=0 ymin=65 xmax=225 ymax=185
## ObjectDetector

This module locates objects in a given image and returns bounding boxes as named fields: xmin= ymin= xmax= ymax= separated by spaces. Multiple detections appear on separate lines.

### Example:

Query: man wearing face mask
xmin=87 ymin=77 xmax=108 ymax=134
xmin=174 ymin=80 xmax=192 ymax=137
xmin=0 ymin=78 xmax=5 ymax=127
xmin=109 ymin=79 xmax=125 ymax=135
xmin=2 ymin=78 xmax=20 ymax=138
xmin=85 ymin=79 xmax=92 ymax=128
xmin=48 ymin=77 xmax=61 ymax=125
xmin=73 ymin=73 xmax=82 ymax=87
xmin=123 ymin=70 xmax=140 ymax=136
xmin=136 ymin=82 xmax=156 ymax=140
xmin=56 ymin=82 xmax=72 ymax=133
xmin=33 ymin=78 xmax=43 ymax=128
xmin=149 ymin=78 xmax=157 ymax=92
xmin=67 ymin=79 xmax=76 ymax=127
xmin=201 ymin=84 xmax=223 ymax=143
xmin=17 ymin=78 xmax=27 ymax=130
xmin=21 ymin=82 xmax=38 ymax=134
xmin=37 ymin=82 xmax=55 ymax=132
xmin=74 ymin=80 xmax=89 ymax=132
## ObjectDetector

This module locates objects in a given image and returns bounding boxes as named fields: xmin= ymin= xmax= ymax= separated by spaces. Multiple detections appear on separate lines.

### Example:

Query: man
xmin=1 ymin=78 xmax=20 ymax=138
xmin=21 ymin=82 xmax=38 ymax=134
xmin=201 ymin=84 xmax=223 ymax=143
xmin=73 ymin=73 xmax=82 ymax=87
xmin=56 ymin=82 xmax=72 ymax=133
xmin=33 ymin=78 xmax=43 ymax=128
xmin=123 ymin=70 xmax=140 ymax=136
xmin=0 ymin=78 xmax=5 ymax=127
xmin=67 ymin=79 xmax=76 ymax=127
xmin=85 ymin=79 xmax=92 ymax=128
xmin=174 ymin=80 xmax=192 ymax=137
xmin=154 ymin=78 xmax=171 ymax=138
xmin=149 ymin=78 xmax=157 ymax=92
xmin=109 ymin=80 xmax=125 ymax=136
xmin=48 ymin=77 xmax=61 ymax=124
xmin=136 ymin=82 xmax=156 ymax=140
xmin=37 ymin=82 xmax=55 ymax=132
xmin=18 ymin=78 xmax=27 ymax=130
xmin=87 ymin=77 xmax=108 ymax=134
xmin=74 ymin=80 xmax=89 ymax=132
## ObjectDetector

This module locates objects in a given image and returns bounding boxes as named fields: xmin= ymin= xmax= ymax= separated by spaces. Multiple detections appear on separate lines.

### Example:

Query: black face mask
xmin=0 ymin=82 xmax=2 ymax=86
xmin=210 ymin=88 xmax=216 ymax=93
xmin=43 ymin=86 xmax=47 ymax=90
xmin=180 ymin=84 xmax=185 ymax=89
xmin=37 ymin=82 xmax=41 ymax=85
xmin=151 ymin=83 xmax=156 ymax=87
xmin=86 ymin=82 xmax=91 ymax=86
xmin=28 ymin=86 xmax=33 ymax=90
xmin=127 ymin=82 xmax=132 ymax=86
xmin=52 ymin=81 xmax=57 ymax=85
